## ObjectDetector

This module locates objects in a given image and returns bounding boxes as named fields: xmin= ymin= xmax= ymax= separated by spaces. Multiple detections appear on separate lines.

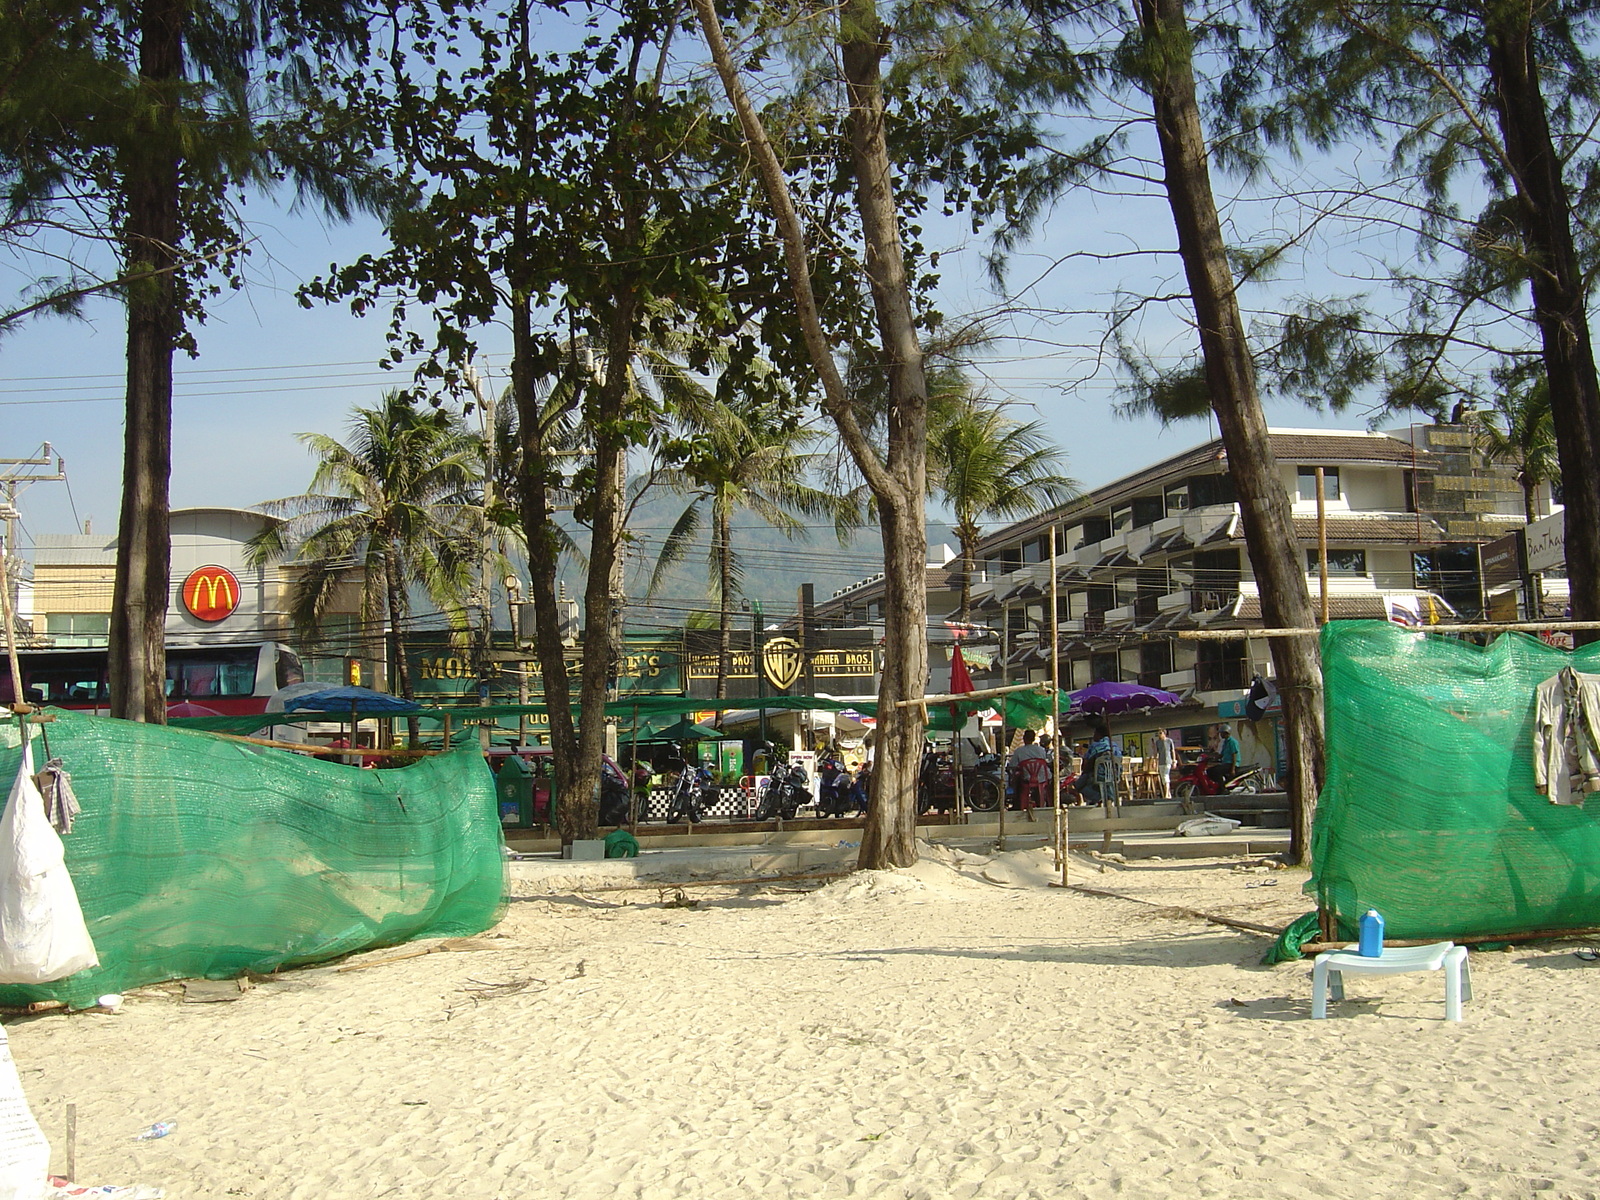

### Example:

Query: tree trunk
xmin=1484 ymin=11 xmax=1600 ymax=644
xmin=693 ymin=0 xmax=930 ymax=870
xmin=715 ymin=497 xmax=732 ymax=700
xmin=509 ymin=0 xmax=579 ymax=833
xmin=957 ymin=520 xmax=979 ymax=622
xmin=384 ymin=549 xmax=420 ymax=744
xmin=841 ymin=0 xmax=930 ymax=871
xmin=572 ymin=402 xmax=631 ymax=844
xmin=109 ymin=0 xmax=183 ymax=724
xmin=1136 ymin=0 xmax=1324 ymax=863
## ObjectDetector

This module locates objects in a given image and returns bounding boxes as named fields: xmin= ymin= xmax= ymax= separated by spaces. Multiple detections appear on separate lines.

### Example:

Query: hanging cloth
xmin=1532 ymin=667 xmax=1600 ymax=805
xmin=32 ymin=759 xmax=79 ymax=837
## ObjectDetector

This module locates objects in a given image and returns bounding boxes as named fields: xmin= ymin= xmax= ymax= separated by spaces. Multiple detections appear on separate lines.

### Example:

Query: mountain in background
xmin=570 ymin=489 xmax=956 ymax=634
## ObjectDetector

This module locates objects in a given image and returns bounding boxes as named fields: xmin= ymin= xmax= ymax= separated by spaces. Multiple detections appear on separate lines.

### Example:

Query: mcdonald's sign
xmin=182 ymin=565 xmax=240 ymax=622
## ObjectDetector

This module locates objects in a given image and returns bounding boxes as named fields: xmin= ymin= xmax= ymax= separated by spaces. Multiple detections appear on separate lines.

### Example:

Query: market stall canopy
xmin=282 ymin=686 xmax=422 ymax=714
xmin=636 ymin=716 xmax=722 ymax=742
xmin=1067 ymin=680 xmax=1183 ymax=717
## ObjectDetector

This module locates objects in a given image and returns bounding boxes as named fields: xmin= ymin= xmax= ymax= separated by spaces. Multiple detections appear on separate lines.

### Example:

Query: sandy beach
xmin=8 ymin=845 xmax=1597 ymax=1200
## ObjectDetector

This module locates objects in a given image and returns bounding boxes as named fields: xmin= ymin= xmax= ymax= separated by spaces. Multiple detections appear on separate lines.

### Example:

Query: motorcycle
xmin=918 ymin=745 xmax=1004 ymax=814
xmin=816 ymin=754 xmax=855 ymax=818
xmin=1172 ymin=753 xmax=1263 ymax=812
xmin=755 ymin=753 xmax=811 ymax=821
xmin=598 ymin=758 xmax=633 ymax=825
xmin=660 ymin=745 xmax=712 ymax=824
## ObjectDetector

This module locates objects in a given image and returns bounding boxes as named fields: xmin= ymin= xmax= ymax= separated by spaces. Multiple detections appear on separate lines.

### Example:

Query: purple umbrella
xmin=1067 ymin=681 xmax=1183 ymax=717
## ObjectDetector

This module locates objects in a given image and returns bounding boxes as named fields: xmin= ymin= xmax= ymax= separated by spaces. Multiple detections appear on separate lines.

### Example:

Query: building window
xmin=1165 ymin=483 xmax=1189 ymax=515
xmin=1298 ymin=465 xmax=1341 ymax=501
xmin=44 ymin=613 xmax=110 ymax=645
xmin=1307 ymin=548 xmax=1367 ymax=575
xmin=1111 ymin=505 xmax=1133 ymax=534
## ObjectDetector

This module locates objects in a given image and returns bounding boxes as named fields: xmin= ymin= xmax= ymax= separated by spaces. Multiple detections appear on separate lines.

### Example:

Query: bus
xmin=0 ymin=642 xmax=304 ymax=715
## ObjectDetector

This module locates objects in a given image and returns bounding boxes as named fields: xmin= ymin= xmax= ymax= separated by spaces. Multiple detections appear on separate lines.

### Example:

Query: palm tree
xmin=1471 ymin=375 xmax=1558 ymax=523
xmin=247 ymin=392 xmax=481 ymax=703
xmin=647 ymin=402 xmax=857 ymax=698
xmin=928 ymin=395 xmax=1079 ymax=620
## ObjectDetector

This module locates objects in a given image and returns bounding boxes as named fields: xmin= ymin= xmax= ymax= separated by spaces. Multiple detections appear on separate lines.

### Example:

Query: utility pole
xmin=0 ymin=444 xmax=67 ymax=641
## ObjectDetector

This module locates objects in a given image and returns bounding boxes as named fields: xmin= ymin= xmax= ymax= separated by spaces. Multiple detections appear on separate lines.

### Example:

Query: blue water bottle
xmin=1358 ymin=909 xmax=1385 ymax=957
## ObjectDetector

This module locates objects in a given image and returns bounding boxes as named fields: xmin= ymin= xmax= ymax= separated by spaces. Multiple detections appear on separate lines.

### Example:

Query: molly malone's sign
xmin=181 ymin=565 xmax=240 ymax=622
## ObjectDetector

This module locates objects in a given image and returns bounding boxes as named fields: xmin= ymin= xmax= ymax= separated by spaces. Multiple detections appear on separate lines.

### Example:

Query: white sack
xmin=0 ymin=741 xmax=97 ymax=984
xmin=1176 ymin=816 xmax=1243 ymax=837
xmin=0 ymin=1023 xmax=47 ymax=1200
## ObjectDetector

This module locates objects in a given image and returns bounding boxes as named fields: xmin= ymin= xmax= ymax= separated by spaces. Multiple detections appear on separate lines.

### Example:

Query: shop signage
xmin=1525 ymin=512 xmax=1565 ymax=573
xmin=1479 ymin=531 xmax=1524 ymax=590
xmin=761 ymin=636 xmax=804 ymax=690
xmin=181 ymin=565 xmax=239 ymax=622
xmin=686 ymin=645 xmax=879 ymax=686
xmin=810 ymin=648 xmax=877 ymax=677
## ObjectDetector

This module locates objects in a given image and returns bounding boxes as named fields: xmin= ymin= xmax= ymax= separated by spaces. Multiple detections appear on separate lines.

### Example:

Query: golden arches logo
xmin=182 ymin=565 xmax=240 ymax=622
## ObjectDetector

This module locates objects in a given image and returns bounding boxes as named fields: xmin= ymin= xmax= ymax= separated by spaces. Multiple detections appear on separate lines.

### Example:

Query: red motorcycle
xmin=1173 ymin=754 xmax=1263 ymax=812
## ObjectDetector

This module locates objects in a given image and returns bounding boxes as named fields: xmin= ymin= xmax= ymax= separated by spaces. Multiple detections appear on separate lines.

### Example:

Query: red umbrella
xmin=949 ymin=644 xmax=974 ymax=695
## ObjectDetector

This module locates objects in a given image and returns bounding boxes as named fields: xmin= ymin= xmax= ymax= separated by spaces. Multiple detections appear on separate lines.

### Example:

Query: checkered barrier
xmin=640 ymin=784 xmax=755 ymax=822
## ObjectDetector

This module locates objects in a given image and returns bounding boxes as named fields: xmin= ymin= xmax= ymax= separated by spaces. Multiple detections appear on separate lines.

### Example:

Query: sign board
xmin=1525 ymin=512 xmax=1566 ymax=573
xmin=1479 ymin=531 xmax=1525 ymax=590
xmin=181 ymin=564 xmax=240 ymax=622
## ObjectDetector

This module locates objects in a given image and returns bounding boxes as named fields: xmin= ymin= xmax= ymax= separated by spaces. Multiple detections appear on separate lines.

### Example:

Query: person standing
xmin=1152 ymin=728 xmax=1176 ymax=799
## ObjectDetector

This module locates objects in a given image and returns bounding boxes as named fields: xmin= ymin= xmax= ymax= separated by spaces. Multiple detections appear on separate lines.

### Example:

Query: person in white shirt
xmin=1152 ymin=729 xmax=1176 ymax=799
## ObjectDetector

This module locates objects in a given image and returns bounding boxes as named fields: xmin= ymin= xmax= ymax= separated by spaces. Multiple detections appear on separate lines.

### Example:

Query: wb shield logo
xmin=761 ymin=637 xmax=804 ymax=691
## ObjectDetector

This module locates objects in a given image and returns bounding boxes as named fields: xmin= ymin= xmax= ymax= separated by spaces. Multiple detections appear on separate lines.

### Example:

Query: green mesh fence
xmin=0 ymin=710 xmax=505 ymax=1008
xmin=1312 ymin=621 xmax=1600 ymax=941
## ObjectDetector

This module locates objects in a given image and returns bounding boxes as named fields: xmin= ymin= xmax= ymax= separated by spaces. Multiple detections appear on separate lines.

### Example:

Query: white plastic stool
xmin=1311 ymin=942 xmax=1471 ymax=1020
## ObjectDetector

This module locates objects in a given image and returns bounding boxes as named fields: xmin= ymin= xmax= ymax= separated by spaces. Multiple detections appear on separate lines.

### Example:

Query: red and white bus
xmin=0 ymin=641 xmax=304 ymax=715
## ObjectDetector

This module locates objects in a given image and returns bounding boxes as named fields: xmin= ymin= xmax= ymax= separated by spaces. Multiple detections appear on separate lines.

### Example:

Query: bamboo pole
xmin=0 ymin=534 xmax=26 ymax=713
xmin=1050 ymin=525 xmax=1066 ymax=887
xmin=1300 ymin=926 xmax=1600 ymax=956
xmin=196 ymin=731 xmax=437 ymax=757
xmin=1179 ymin=620 xmax=1600 ymax=639
xmin=894 ymin=680 xmax=1050 ymax=707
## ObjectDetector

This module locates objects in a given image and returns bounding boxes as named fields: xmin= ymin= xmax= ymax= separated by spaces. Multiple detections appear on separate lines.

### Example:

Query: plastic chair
xmin=1016 ymin=756 xmax=1051 ymax=814
xmin=1311 ymin=942 xmax=1471 ymax=1021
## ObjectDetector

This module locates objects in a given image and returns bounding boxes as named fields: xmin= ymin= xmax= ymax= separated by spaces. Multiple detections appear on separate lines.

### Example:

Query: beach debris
xmin=131 ymin=1122 xmax=175 ymax=1142
xmin=46 ymin=1178 xmax=165 ymax=1198
xmin=337 ymin=937 xmax=513 ymax=973
xmin=1574 ymin=948 xmax=1598 ymax=962
xmin=95 ymin=994 xmax=123 ymax=1012
xmin=459 ymin=976 xmax=539 ymax=999
xmin=400 ymin=1099 xmax=428 ymax=1106
xmin=658 ymin=888 xmax=700 ymax=909
xmin=181 ymin=980 xmax=241 ymax=1004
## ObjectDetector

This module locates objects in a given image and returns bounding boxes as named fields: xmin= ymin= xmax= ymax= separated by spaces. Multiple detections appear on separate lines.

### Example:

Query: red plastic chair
xmin=1016 ymin=756 xmax=1052 ymax=814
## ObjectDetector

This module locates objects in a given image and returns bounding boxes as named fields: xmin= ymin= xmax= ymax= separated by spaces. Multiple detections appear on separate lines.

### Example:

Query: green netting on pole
xmin=1312 ymin=621 xmax=1600 ymax=942
xmin=0 ymin=710 xmax=506 ymax=1008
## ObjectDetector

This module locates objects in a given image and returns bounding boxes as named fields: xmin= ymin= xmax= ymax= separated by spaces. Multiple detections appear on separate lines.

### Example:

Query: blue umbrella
xmin=1067 ymin=681 xmax=1183 ymax=718
xmin=282 ymin=686 xmax=421 ymax=714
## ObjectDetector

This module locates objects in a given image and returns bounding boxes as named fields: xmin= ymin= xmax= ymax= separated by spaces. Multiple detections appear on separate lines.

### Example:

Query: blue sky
xmin=0 ymin=33 xmax=1450 ymax=564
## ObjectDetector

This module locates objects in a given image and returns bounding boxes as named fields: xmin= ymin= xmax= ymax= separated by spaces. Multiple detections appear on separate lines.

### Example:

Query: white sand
xmin=9 ymin=846 xmax=1597 ymax=1199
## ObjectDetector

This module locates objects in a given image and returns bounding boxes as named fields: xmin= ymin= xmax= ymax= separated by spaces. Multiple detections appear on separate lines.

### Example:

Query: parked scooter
xmin=816 ymin=754 xmax=855 ymax=817
xmin=1172 ymin=754 xmax=1263 ymax=812
xmin=754 ymin=751 xmax=811 ymax=821
xmin=598 ymin=758 xmax=633 ymax=825
xmin=917 ymin=744 xmax=1004 ymax=814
